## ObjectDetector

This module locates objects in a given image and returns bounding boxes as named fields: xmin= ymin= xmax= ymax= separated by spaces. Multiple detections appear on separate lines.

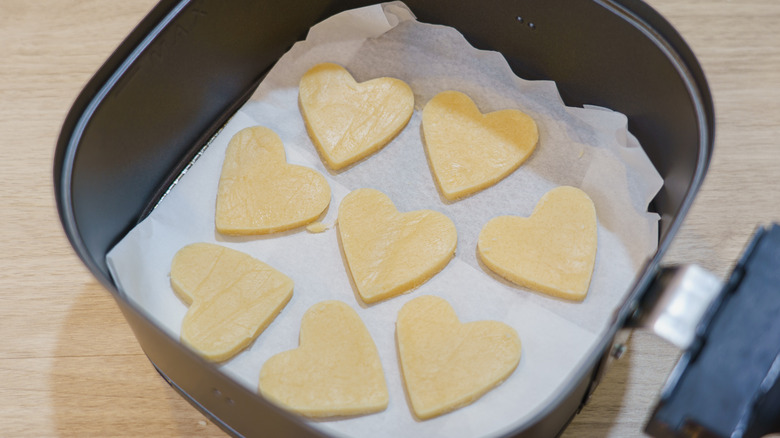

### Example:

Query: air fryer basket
xmin=54 ymin=0 xmax=713 ymax=436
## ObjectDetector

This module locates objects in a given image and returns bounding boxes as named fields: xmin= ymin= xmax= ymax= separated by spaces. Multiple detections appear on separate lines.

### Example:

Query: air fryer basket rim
xmin=53 ymin=0 xmax=714 ymax=436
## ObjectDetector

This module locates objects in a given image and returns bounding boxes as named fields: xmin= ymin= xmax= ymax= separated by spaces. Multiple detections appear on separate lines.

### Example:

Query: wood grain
xmin=1 ymin=1 xmax=778 ymax=436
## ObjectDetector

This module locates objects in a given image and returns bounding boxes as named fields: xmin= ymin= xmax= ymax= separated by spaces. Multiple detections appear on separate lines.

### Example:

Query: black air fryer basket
xmin=54 ymin=1 xmax=780 ymax=437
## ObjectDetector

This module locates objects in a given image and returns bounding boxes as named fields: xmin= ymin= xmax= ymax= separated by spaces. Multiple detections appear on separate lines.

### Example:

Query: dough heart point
xmin=338 ymin=188 xmax=457 ymax=304
xmin=215 ymin=126 xmax=331 ymax=235
xmin=422 ymin=90 xmax=538 ymax=200
xmin=258 ymin=300 xmax=389 ymax=418
xmin=396 ymin=295 xmax=522 ymax=420
xmin=170 ymin=243 xmax=294 ymax=362
xmin=299 ymin=63 xmax=414 ymax=170
xmin=477 ymin=186 xmax=598 ymax=301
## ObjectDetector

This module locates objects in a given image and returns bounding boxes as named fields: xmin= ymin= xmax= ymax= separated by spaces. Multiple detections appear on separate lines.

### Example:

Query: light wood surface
xmin=1 ymin=1 xmax=778 ymax=436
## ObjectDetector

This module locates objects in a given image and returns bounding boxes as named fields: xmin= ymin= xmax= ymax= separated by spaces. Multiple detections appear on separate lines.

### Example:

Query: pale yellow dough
xmin=477 ymin=186 xmax=598 ymax=301
xmin=170 ymin=243 xmax=293 ymax=362
xmin=215 ymin=126 xmax=331 ymax=235
xmin=422 ymin=90 xmax=538 ymax=200
xmin=258 ymin=300 xmax=389 ymax=418
xmin=338 ymin=188 xmax=457 ymax=304
xmin=305 ymin=221 xmax=329 ymax=233
xmin=299 ymin=63 xmax=414 ymax=170
xmin=396 ymin=295 xmax=522 ymax=420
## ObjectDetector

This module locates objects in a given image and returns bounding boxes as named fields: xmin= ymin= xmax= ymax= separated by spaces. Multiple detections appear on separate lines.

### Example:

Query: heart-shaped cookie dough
xmin=397 ymin=295 xmax=522 ymax=420
xmin=215 ymin=126 xmax=331 ymax=235
xmin=338 ymin=188 xmax=457 ymax=304
xmin=299 ymin=63 xmax=414 ymax=170
xmin=258 ymin=300 xmax=389 ymax=418
xmin=170 ymin=243 xmax=293 ymax=362
xmin=477 ymin=186 xmax=597 ymax=301
xmin=422 ymin=90 xmax=538 ymax=200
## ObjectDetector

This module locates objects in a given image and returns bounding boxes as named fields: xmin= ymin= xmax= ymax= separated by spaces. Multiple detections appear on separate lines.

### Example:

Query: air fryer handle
xmin=638 ymin=224 xmax=780 ymax=438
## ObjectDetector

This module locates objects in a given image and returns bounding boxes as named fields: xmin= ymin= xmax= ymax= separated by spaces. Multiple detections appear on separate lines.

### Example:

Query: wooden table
xmin=1 ymin=1 xmax=778 ymax=436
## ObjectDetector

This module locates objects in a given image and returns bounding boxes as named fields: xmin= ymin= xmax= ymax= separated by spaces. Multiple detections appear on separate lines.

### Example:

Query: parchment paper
xmin=106 ymin=3 xmax=663 ymax=437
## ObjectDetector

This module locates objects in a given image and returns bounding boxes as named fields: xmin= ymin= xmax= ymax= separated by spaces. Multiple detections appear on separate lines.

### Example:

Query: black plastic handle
xmin=646 ymin=224 xmax=780 ymax=438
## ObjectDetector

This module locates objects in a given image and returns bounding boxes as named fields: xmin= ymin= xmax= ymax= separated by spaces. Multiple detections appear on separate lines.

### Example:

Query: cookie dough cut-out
xmin=170 ymin=243 xmax=294 ymax=361
xmin=216 ymin=126 xmax=331 ymax=235
xmin=478 ymin=186 xmax=597 ymax=301
xmin=396 ymin=295 xmax=522 ymax=420
xmin=338 ymin=188 xmax=457 ymax=304
xmin=422 ymin=90 xmax=538 ymax=200
xmin=299 ymin=63 xmax=414 ymax=170
xmin=259 ymin=300 xmax=389 ymax=417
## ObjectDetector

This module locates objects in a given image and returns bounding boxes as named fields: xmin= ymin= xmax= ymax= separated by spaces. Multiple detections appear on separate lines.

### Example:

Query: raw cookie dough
xmin=396 ymin=295 xmax=522 ymax=420
xmin=422 ymin=90 xmax=538 ymax=200
xmin=338 ymin=188 xmax=457 ymax=304
xmin=477 ymin=186 xmax=598 ymax=301
xmin=305 ymin=221 xmax=329 ymax=233
xmin=215 ymin=126 xmax=331 ymax=235
xmin=170 ymin=243 xmax=294 ymax=362
xmin=299 ymin=62 xmax=414 ymax=170
xmin=259 ymin=300 xmax=389 ymax=418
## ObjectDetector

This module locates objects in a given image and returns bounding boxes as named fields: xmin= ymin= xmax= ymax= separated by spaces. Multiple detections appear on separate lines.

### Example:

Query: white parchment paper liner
xmin=107 ymin=3 xmax=663 ymax=437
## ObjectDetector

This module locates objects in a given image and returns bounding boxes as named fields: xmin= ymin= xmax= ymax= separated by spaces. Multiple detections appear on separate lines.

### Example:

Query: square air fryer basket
xmin=54 ymin=0 xmax=714 ymax=436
